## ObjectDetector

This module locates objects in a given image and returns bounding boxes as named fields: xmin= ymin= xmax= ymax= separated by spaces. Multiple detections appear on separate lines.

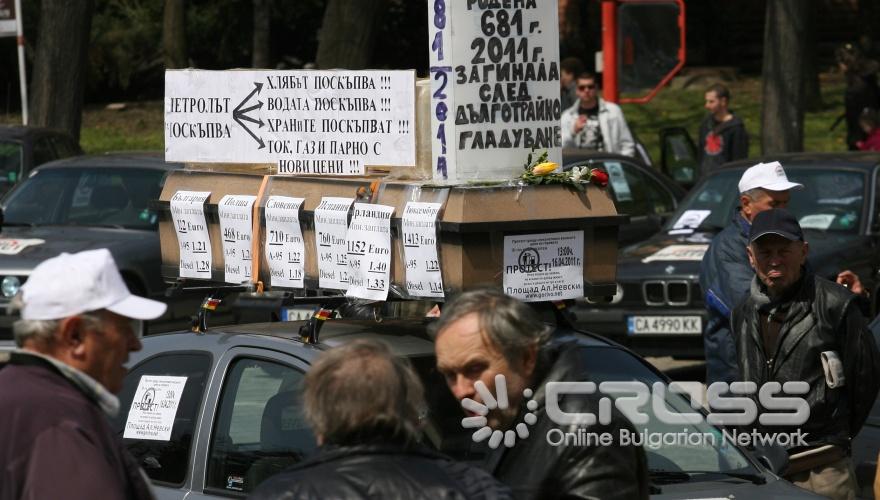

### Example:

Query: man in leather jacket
xmin=432 ymin=289 xmax=649 ymax=500
xmin=731 ymin=209 xmax=880 ymax=500
xmin=250 ymin=339 xmax=512 ymax=500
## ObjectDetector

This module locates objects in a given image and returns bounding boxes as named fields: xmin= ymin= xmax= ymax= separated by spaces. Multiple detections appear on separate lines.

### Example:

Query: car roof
xmin=719 ymin=152 xmax=880 ymax=171
xmin=34 ymin=152 xmax=183 ymax=171
xmin=0 ymin=124 xmax=73 ymax=142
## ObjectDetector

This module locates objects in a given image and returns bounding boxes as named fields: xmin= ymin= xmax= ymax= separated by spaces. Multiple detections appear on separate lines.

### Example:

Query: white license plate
xmin=280 ymin=307 xmax=314 ymax=321
xmin=627 ymin=315 xmax=702 ymax=335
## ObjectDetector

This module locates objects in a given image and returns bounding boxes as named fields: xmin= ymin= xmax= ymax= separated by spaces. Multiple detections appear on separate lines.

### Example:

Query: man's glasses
xmin=578 ymin=84 xmax=596 ymax=90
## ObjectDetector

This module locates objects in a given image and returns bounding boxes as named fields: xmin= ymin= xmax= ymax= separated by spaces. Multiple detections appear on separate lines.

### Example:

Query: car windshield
xmin=2 ymin=166 xmax=166 ymax=229
xmin=665 ymin=167 xmax=867 ymax=234
xmin=0 ymin=140 xmax=23 ymax=186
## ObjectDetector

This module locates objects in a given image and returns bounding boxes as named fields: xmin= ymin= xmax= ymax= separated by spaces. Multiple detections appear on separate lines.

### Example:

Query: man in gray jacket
xmin=560 ymin=72 xmax=635 ymax=157
xmin=0 ymin=248 xmax=166 ymax=500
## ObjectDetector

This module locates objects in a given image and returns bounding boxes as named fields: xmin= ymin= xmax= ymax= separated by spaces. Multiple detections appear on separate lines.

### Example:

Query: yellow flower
xmin=531 ymin=162 xmax=558 ymax=175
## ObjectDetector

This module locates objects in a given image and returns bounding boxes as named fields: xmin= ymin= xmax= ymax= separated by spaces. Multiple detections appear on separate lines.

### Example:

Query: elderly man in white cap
xmin=699 ymin=161 xmax=864 ymax=385
xmin=0 ymin=248 xmax=165 ymax=500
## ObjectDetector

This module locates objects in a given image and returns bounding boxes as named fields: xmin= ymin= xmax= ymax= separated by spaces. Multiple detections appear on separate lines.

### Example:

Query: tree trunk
xmin=30 ymin=0 xmax=94 ymax=142
xmin=315 ymin=0 xmax=386 ymax=69
xmin=163 ymin=0 xmax=187 ymax=69
xmin=803 ymin=0 xmax=822 ymax=111
xmin=252 ymin=0 xmax=271 ymax=68
xmin=761 ymin=0 xmax=807 ymax=154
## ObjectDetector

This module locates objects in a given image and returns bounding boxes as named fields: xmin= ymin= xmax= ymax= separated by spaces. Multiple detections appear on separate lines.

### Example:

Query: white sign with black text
xmin=265 ymin=196 xmax=306 ymax=288
xmin=218 ymin=195 xmax=256 ymax=284
xmin=503 ymin=230 xmax=583 ymax=302
xmin=314 ymin=197 xmax=354 ymax=290
xmin=170 ymin=191 xmax=212 ymax=279
xmin=428 ymin=0 xmax=562 ymax=181
xmin=165 ymin=70 xmax=415 ymax=171
xmin=346 ymin=204 xmax=394 ymax=301
xmin=124 ymin=375 xmax=188 ymax=441
xmin=402 ymin=202 xmax=444 ymax=298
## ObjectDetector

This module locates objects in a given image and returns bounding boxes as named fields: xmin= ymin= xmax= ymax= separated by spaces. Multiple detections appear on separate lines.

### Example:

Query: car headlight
xmin=1 ymin=276 xmax=21 ymax=298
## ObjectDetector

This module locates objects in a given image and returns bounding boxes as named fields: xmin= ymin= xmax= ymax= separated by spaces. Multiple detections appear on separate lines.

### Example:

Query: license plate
xmin=627 ymin=315 xmax=702 ymax=335
xmin=280 ymin=307 xmax=314 ymax=321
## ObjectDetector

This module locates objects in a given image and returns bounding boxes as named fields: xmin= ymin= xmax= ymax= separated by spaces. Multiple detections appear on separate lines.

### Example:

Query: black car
xmin=563 ymin=149 xmax=687 ymax=246
xmin=0 ymin=125 xmax=83 ymax=196
xmin=571 ymin=153 xmax=880 ymax=358
xmin=0 ymin=153 xmax=196 ymax=337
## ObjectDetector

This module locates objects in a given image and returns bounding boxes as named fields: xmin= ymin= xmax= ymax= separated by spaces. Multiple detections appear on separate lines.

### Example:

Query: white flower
xmin=569 ymin=166 xmax=589 ymax=182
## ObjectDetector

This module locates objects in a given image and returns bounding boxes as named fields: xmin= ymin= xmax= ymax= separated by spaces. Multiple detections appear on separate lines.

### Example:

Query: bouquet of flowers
xmin=516 ymin=150 xmax=609 ymax=192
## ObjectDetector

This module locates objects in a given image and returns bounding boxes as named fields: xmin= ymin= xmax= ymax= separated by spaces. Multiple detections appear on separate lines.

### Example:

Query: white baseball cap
xmin=738 ymin=161 xmax=804 ymax=193
xmin=19 ymin=248 xmax=167 ymax=321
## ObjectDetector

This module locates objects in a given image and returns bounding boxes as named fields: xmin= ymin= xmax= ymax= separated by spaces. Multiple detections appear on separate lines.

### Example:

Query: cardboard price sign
xmin=428 ymin=0 xmax=562 ymax=181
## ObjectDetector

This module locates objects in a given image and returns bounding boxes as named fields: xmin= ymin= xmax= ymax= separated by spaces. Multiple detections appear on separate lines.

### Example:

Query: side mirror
xmin=659 ymin=127 xmax=700 ymax=189
xmin=751 ymin=442 xmax=789 ymax=475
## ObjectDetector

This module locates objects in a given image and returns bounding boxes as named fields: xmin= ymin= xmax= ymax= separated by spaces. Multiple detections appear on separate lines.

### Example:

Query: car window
xmin=49 ymin=135 xmax=80 ymax=158
xmin=32 ymin=137 xmax=55 ymax=166
xmin=666 ymin=168 xmax=866 ymax=234
xmin=113 ymin=352 xmax=212 ymax=486
xmin=0 ymin=141 xmax=22 ymax=186
xmin=601 ymin=161 xmax=673 ymax=217
xmin=206 ymin=357 xmax=315 ymax=495
xmin=3 ymin=167 xmax=166 ymax=229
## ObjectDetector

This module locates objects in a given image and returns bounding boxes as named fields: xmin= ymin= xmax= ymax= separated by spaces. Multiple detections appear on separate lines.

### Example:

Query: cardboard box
xmin=158 ymin=172 xmax=623 ymax=299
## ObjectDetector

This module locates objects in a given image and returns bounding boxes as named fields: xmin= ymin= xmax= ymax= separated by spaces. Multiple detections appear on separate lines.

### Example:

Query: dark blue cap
xmin=749 ymin=208 xmax=804 ymax=244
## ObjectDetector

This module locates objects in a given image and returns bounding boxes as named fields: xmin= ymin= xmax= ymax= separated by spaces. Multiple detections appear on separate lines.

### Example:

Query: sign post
xmin=1 ymin=0 xmax=28 ymax=125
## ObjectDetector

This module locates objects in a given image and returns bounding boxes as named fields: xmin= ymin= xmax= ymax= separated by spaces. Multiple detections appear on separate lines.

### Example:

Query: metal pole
xmin=14 ymin=0 xmax=27 ymax=125
xmin=601 ymin=0 xmax=619 ymax=103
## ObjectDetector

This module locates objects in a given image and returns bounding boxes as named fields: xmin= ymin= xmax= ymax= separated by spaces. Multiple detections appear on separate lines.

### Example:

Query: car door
xmin=602 ymin=160 xmax=679 ymax=245
xmin=187 ymin=347 xmax=316 ymax=499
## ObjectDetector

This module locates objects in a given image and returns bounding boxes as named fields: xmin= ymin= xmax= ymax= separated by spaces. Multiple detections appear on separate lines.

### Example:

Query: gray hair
xmin=741 ymin=187 xmax=767 ymax=199
xmin=10 ymin=295 xmax=102 ymax=347
xmin=303 ymin=339 xmax=426 ymax=445
xmin=429 ymin=288 xmax=551 ymax=365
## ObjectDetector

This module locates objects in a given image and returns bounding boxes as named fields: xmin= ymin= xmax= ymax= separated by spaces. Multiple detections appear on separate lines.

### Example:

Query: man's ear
xmin=521 ymin=343 xmax=539 ymax=379
xmin=56 ymin=316 xmax=87 ymax=357
xmin=747 ymin=244 xmax=757 ymax=270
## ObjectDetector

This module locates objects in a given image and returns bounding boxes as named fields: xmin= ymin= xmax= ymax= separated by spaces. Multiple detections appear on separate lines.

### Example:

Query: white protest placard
xmin=218 ymin=195 xmax=256 ymax=284
xmin=503 ymin=231 xmax=583 ymax=302
xmin=170 ymin=191 xmax=212 ymax=279
xmin=314 ymin=197 xmax=354 ymax=290
xmin=265 ymin=196 xmax=306 ymax=288
xmin=346 ymin=204 xmax=394 ymax=301
xmin=0 ymin=0 xmax=16 ymax=37
xmin=642 ymin=244 xmax=708 ymax=263
xmin=0 ymin=238 xmax=43 ymax=255
xmin=123 ymin=375 xmax=188 ymax=441
xmin=402 ymin=202 xmax=444 ymax=298
xmin=165 ymin=70 xmax=415 ymax=170
xmin=672 ymin=210 xmax=711 ymax=231
xmin=428 ymin=0 xmax=562 ymax=181
xmin=605 ymin=162 xmax=632 ymax=202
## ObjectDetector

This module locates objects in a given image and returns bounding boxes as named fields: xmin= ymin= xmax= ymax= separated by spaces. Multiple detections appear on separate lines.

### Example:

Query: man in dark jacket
xmin=0 ymin=249 xmax=165 ymax=500
xmin=432 ymin=289 xmax=649 ymax=500
xmin=731 ymin=209 xmax=880 ymax=500
xmin=250 ymin=339 xmax=511 ymax=500
xmin=698 ymin=83 xmax=749 ymax=173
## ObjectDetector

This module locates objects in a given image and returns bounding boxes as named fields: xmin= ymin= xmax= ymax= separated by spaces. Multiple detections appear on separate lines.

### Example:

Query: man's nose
xmin=451 ymin=374 xmax=474 ymax=401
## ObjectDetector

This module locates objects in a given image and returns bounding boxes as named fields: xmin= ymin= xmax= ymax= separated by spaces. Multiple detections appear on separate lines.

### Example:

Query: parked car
xmin=0 ymin=125 xmax=83 ymax=196
xmin=563 ymin=149 xmax=687 ymax=246
xmin=111 ymin=312 xmax=819 ymax=499
xmin=570 ymin=153 xmax=880 ymax=359
xmin=0 ymin=153 xmax=195 ymax=339
xmin=853 ymin=314 xmax=880 ymax=498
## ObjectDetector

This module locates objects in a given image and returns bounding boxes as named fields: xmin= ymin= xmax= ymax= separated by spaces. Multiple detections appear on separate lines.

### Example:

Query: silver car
xmin=111 ymin=318 xmax=820 ymax=499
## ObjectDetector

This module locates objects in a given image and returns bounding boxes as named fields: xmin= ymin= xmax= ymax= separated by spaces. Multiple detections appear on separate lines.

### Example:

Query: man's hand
xmin=574 ymin=114 xmax=587 ymax=134
xmin=836 ymin=270 xmax=865 ymax=295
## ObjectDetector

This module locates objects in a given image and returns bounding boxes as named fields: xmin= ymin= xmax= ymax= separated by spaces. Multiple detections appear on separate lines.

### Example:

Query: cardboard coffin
xmin=157 ymin=170 xmax=624 ymax=299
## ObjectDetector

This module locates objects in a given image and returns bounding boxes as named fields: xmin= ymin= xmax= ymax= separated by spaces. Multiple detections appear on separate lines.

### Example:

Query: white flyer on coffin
xmin=170 ymin=191 xmax=212 ymax=279
xmin=265 ymin=196 xmax=306 ymax=288
xmin=314 ymin=197 xmax=354 ymax=290
xmin=0 ymin=238 xmax=44 ymax=255
xmin=218 ymin=195 xmax=257 ymax=284
xmin=346 ymin=203 xmax=394 ymax=301
xmin=124 ymin=375 xmax=188 ymax=441
xmin=503 ymin=231 xmax=584 ymax=302
xmin=642 ymin=244 xmax=709 ymax=263
xmin=605 ymin=162 xmax=632 ymax=202
xmin=402 ymin=202 xmax=444 ymax=298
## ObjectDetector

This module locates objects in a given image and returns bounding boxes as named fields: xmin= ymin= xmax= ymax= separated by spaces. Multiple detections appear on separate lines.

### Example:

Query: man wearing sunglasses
xmin=0 ymin=248 xmax=165 ymax=500
xmin=561 ymin=72 xmax=635 ymax=157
